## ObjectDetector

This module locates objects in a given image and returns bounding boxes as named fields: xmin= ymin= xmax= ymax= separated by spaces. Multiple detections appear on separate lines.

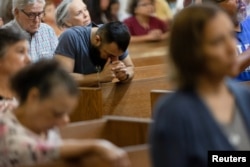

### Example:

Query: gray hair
xmin=55 ymin=0 xmax=73 ymax=29
xmin=12 ymin=0 xmax=45 ymax=14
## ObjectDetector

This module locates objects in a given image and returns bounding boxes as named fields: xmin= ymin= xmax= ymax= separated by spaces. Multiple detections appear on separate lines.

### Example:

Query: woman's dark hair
xmin=127 ymin=0 xmax=154 ymax=15
xmin=169 ymin=4 xmax=223 ymax=89
xmin=97 ymin=21 xmax=130 ymax=51
xmin=11 ymin=59 xmax=78 ymax=104
xmin=104 ymin=0 xmax=119 ymax=22
xmin=0 ymin=28 xmax=28 ymax=59
xmin=85 ymin=0 xmax=103 ymax=24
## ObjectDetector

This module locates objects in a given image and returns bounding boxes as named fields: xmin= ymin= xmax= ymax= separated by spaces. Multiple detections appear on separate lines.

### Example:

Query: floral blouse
xmin=0 ymin=99 xmax=18 ymax=113
xmin=0 ymin=110 xmax=61 ymax=167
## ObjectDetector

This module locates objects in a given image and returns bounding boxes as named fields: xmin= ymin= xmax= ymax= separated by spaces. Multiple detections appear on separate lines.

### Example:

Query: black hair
xmin=0 ymin=28 xmax=28 ymax=59
xmin=96 ymin=21 xmax=131 ymax=51
xmin=85 ymin=0 xmax=103 ymax=24
xmin=11 ymin=59 xmax=78 ymax=104
xmin=104 ymin=0 xmax=119 ymax=22
xmin=127 ymin=0 xmax=154 ymax=15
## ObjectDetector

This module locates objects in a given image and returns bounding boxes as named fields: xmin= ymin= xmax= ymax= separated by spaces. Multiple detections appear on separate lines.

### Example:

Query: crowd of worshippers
xmin=0 ymin=0 xmax=250 ymax=166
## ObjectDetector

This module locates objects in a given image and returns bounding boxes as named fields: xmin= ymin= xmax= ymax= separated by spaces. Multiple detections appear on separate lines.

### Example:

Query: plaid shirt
xmin=2 ymin=20 xmax=58 ymax=62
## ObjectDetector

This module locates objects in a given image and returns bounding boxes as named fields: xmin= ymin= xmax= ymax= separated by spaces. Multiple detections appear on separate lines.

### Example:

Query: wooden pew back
xmin=102 ymin=76 xmax=173 ymax=118
xmin=133 ymin=64 xmax=167 ymax=79
xmin=150 ymin=89 xmax=173 ymax=111
xmin=132 ymin=55 xmax=166 ymax=67
xmin=70 ymin=87 xmax=103 ymax=122
xmin=25 ymin=116 xmax=151 ymax=167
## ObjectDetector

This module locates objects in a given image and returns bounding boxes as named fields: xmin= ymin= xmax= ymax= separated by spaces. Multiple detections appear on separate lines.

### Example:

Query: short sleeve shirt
xmin=123 ymin=16 xmax=168 ymax=36
xmin=54 ymin=25 xmax=128 ymax=74
xmin=236 ymin=17 xmax=250 ymax=81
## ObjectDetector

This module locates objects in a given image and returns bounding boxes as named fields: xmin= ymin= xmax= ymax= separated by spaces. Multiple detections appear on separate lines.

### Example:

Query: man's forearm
xmin=71 ymin=73 xmax=100 ymax=87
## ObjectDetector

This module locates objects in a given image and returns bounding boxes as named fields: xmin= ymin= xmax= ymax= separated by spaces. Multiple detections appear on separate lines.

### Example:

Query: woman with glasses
xmin=123 ymin=0 xmax=169 ymax=42
xmin=2 ymin=0 xmax=58 ymax=62
xmin=0 ymin=59 xmax=130 ymax=167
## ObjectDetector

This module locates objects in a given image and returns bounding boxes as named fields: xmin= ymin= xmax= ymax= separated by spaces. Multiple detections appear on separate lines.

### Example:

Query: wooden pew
xmin=150 ymin=89 xmax=173 ymax=111
xmin=70 ymin=76 xmax=173 ymax=121
xmin=25 ymin=116 xmax=152 ymax=167
xmin=128 ymin=40 xmax=168 ymax=59
xmin=133 ymin=64 xmax=167 ymax=79
xmin=132 ymin=55 xmax=167 ymax=67
xmin=101 ymin=76 xmax=173 ymax=118
xmin=70 ymin=87 xmax=103 ymax=122
xmin=71 ymin=64 xmax=169 ymax=121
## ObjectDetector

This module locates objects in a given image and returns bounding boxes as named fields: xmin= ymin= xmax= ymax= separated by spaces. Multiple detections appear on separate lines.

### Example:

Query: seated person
xmin=150 ymin=4 xmax=250 ymax=167
xmin=85 ymin=0 xmax=110 ymax=24
xmin=124 ymin=0 xmax=169 ymax=42
xmin=103 ymin=0 xmax=120 ymax=23
xmin=42 ymin=0 xmax=63 ymax=36
xmin=0 ymin=59 xmax=130 ymax=167
xmin=55 ymin=21 xmax=134 ymax=87
xmin=55 ymin=0 xmax=92 ymax=30
xmin=0 ymin=28 xmax=31 ymax=111
xmin=154 ymin=0 xmax=173 ymax=23
xmin=2 ymin=0 xmax=58 ymax=62
xmin=203 ymin=0 xmax=250 ymax=80
xmin=0 ymin=0 xmax=13 ymax=25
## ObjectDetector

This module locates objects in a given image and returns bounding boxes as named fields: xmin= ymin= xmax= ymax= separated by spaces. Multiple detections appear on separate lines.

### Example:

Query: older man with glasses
xmin=2 ymin=0 xmax=58 ymax=62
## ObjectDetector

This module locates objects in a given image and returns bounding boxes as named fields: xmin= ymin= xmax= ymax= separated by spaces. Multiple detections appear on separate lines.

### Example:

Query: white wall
xmin=118 ymin=0 xmax=131 ymax=21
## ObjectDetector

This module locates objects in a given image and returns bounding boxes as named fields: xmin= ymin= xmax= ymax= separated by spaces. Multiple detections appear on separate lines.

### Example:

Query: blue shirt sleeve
xmin=54 ymin=29 xmax=78 ymax=59
xmin=119 ymin=49 xmax=129 ymax=60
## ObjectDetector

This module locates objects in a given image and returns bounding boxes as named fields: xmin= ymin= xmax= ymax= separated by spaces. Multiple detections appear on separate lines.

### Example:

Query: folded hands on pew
xmin=100 ymin=58 xmax=131 ymax=83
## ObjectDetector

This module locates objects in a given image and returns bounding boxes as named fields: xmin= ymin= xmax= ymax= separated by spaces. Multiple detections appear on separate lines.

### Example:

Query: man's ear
xmin=95 ymin=35 xmax=102 ymax=46
xmin=14 ymin=8 xmax=19 ymax=17
xmin=26 ymin=87 xmax=40 ymax=104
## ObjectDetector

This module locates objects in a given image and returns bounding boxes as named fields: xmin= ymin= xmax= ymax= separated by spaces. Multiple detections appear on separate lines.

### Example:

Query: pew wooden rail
xmin=24 ymin=116 xmax=152 ymax=167
xmin=70 ymin=76 xmax=173 ymax=122
xmin=150 ymin=89 xmax=173 ymax=111
xmin=132 ymin=55 xmax=166 ymax=67
xmin=70 ymin=87 xmax=103 ymax=122
xmin=133 ymin=64 xmax=167 ymax=79
xmin=101 ymin=76 xmax=173 ymax=118
xmin=128 ymin=40 xmax=168 ymax=60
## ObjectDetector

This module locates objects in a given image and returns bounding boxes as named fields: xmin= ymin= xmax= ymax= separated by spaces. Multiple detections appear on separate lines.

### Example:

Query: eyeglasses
xmin=21 ymin=10 xmax=45 ymax=20
xmin=137 ymin=2 xmax=153 ymax=7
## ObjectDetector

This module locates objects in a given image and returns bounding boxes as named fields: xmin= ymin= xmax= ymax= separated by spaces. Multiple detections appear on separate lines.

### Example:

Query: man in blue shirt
xmin=55 ymin=21 xmax=134 ymax=86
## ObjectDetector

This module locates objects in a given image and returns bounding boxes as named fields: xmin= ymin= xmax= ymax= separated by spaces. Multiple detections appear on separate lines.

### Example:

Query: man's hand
xmin=99 ymin=58 xmax=116 ymax=83
xmin=111 ymin=61 xmax=129 ymax=81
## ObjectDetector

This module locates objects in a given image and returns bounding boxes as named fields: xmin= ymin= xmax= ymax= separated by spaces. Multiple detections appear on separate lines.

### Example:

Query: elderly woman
xmin=0 ymin=28 xmax=31 ymax=111
xmin=55 ymin=0 xmax=92 ymax=30
xmin=0 ymin=59 xmax=130 ymax=167
xmin=150 ymin=4 xmax=250 ymax=167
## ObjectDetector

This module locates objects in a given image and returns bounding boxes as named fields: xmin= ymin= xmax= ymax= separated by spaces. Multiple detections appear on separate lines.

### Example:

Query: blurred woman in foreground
xmin=150 ymin=4 xmax=250 ymax=167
